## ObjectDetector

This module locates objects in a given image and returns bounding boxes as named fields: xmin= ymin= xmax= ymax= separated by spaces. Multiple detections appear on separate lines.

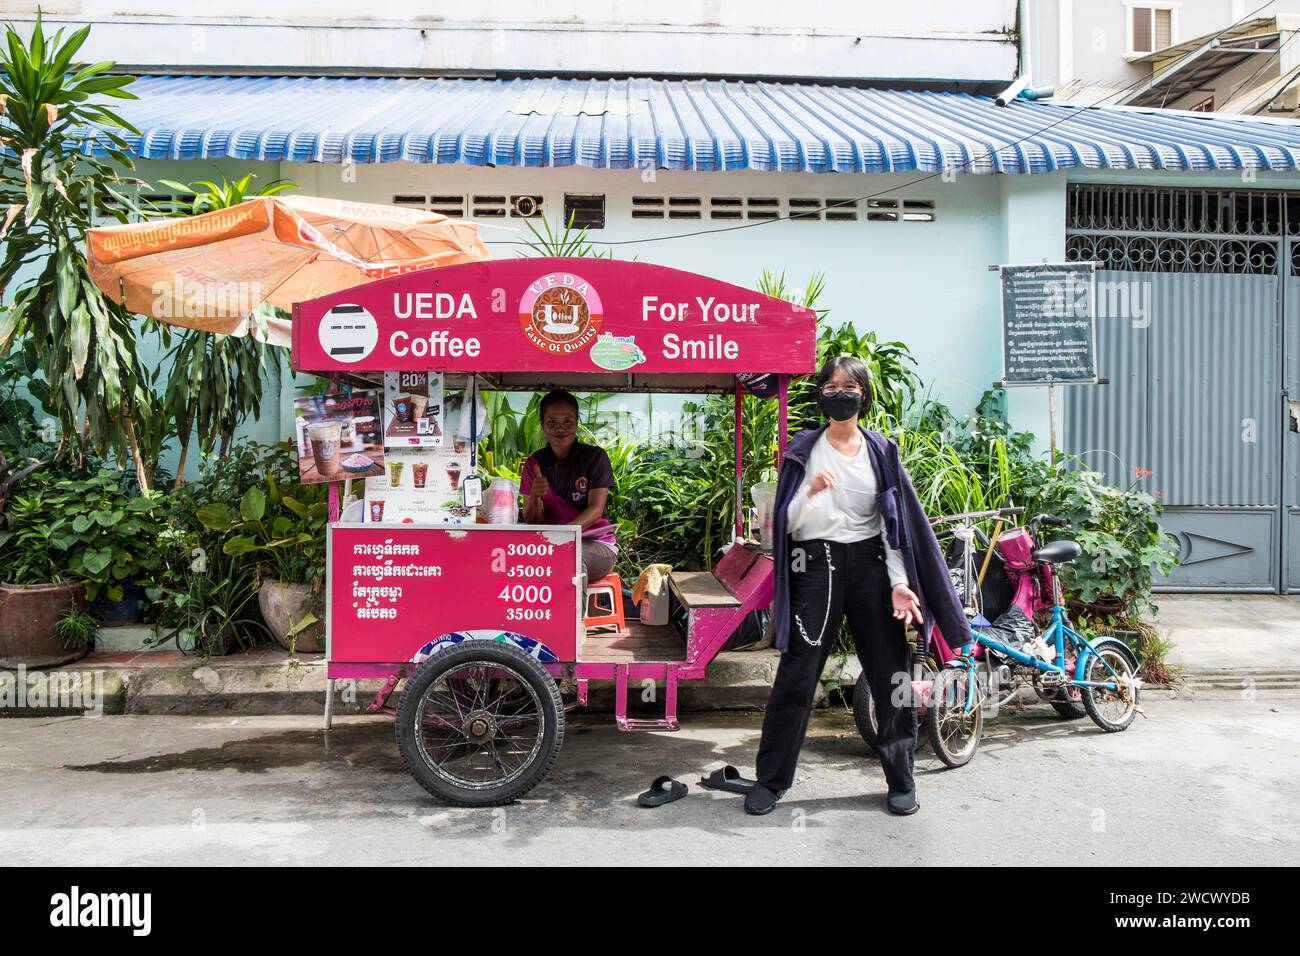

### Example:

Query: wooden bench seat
xmin=668 ymin=570 xmax=741 ymax=608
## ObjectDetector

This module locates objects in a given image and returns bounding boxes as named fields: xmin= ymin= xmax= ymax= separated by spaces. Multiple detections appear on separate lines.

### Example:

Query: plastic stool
xmin=584 ymin=572 xmax=627 ymax=634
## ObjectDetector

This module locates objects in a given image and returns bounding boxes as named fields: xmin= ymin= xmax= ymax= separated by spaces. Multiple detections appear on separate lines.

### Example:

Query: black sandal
xmin=638 ymin=775 xmax=688 ymax=808
xmin=699 ymin=765 xmax=756 ymax=794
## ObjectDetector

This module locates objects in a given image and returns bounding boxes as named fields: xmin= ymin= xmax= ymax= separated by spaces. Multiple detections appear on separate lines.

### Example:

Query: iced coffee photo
xmin=307 ymin=420 xmax=343 ymax=478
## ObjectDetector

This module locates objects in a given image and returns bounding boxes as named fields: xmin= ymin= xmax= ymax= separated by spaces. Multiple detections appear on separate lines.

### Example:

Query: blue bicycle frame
xmin=945 ymin=607 xmax=1130 ymax=715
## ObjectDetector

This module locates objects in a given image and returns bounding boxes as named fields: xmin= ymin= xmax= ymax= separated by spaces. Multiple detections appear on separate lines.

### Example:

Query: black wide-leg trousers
xmin=755 ymin=535 xmax=917 ymax=795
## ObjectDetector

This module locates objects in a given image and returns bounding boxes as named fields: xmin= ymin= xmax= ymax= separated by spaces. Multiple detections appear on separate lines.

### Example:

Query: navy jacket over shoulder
xmin=771 ymin=425 xmax=973 ymax=654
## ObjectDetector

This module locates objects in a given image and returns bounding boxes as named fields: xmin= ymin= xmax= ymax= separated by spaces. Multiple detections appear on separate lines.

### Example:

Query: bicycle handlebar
xmin=1033 ymin=515 xmax=1070 ymax=528
xmin=929 ymin=506 xmax=1025 ymax=527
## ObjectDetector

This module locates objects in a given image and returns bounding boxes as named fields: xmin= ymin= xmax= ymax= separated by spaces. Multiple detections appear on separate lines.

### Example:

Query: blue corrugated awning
xmin=81 ymin=74 xmax=1300 ymax=173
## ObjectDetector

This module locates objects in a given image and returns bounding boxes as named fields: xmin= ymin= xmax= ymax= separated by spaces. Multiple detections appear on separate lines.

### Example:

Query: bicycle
xmin=926 ymin=515 xmax=1144 ymax=768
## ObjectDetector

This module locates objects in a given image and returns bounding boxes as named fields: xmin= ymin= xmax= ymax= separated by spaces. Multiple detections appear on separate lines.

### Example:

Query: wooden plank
xmin=669 ymin=570 xmax=741 ymax=608
xmin=581 ymin=621 xmax=687 ymax=663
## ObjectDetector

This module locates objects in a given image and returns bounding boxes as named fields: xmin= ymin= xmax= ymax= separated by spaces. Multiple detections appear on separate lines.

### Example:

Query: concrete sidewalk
xmin=4 ymin=593 xmax=1299 ymax=716
xmin=1155 ymin=594 xmax=1300 ymax=696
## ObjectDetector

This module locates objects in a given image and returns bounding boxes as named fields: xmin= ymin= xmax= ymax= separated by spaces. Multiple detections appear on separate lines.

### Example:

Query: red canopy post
xmin=734 ymin=380 xmax=744 ymax=542
xmin=328 ymin=372 xmax=342 ymax=522
xmin=777 ymin=373 xmax=789 ymax=470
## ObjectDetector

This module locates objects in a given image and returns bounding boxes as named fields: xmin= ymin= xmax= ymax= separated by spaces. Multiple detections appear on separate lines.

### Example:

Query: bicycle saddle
xmin=1031 ymin=540 xmax=1082 ymax=565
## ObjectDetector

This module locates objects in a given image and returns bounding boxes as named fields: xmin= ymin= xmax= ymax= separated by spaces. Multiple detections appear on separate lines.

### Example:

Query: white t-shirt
xmin=786 ymin=431 xmax=909 ymax=588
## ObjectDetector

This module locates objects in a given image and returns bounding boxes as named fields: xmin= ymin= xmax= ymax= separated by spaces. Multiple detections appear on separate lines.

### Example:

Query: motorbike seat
xmin=1030 ymin=540 xmax=1082 ymax=565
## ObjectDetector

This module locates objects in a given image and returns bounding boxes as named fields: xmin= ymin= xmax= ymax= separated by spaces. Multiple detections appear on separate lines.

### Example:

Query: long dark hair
xmin=814 ymin=356 xmax=873 ymax=416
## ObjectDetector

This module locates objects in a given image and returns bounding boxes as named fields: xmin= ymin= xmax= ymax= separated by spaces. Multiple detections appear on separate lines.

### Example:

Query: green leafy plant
xmin=0 ymin=16 xmax=163 ymax=489
xmin=1030 ymin=466 xmax=1178 ymax=615
xmin=519 ymin=210 xmax=613 ymax=258
xmin=197 ymin=475 xmax=328 ymax=589
xmin=0 ymin=470 xmax=164 ymax=600
xmin=149 ymin=543 xmax=270 ymax=657
xmin=54 ymin=606 xmax=98 ymax=648
xmin=154 ymin=172 xmax=294 ymax=216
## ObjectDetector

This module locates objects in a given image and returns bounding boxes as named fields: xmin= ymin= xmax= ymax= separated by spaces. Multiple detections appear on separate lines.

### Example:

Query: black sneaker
xmin=886 ymin=788 xmax=920 ymax=816
xmin=744 ymin=783 xmax=780 ymax=816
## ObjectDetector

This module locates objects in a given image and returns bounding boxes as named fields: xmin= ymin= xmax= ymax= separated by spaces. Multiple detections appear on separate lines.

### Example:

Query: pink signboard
xmin=328 ymin=524 xmax=580 ymax=664
xmin=292 ymin=257 xmax=816 ymax=374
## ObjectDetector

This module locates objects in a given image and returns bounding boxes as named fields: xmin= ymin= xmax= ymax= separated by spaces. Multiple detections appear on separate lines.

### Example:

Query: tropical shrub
xmin=0 ymin=469 xmax=164 ymax=600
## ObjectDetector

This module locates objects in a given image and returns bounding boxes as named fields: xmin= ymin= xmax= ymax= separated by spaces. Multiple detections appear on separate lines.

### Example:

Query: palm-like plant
xmin=519 ymin=210 xmax=614 ymax=258
xmin=0 ymin=16 xmax=158 ymax=487
xmin=154 ymin=172 xmax=294 ymax=216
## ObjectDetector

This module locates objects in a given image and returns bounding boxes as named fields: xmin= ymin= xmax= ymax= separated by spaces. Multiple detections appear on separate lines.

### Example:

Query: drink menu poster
xmin=362 ymin=446 xmax=474 ymax=524
xmin=383 ymin=371 xmax=445 ymax=448
xmin=293 ymin=390 xmax=385 ymax=484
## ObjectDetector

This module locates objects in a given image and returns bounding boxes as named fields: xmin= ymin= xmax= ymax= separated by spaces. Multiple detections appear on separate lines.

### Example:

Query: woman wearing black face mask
xmin=743 ymin=356 xmax=973 ymax=816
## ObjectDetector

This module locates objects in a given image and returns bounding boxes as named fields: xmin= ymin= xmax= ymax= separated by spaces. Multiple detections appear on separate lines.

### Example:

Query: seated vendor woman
xmin=519 ymin=390 xmax=618 ymax=580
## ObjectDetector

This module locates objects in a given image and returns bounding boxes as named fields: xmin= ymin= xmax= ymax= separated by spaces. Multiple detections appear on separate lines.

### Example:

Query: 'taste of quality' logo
xmin=519 ymin=272 xmax=603 ymax=354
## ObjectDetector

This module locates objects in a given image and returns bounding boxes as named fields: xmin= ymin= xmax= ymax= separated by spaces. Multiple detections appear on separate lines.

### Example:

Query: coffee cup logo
xmin=519 ymin=272 xmax=603 ymax=354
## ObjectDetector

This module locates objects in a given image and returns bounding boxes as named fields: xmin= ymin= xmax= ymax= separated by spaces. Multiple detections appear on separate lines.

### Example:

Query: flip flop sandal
xmin=637 ymin=775 xmax=688 ymax=808
xmin=699 ymin=765 xmax=756 ymax=794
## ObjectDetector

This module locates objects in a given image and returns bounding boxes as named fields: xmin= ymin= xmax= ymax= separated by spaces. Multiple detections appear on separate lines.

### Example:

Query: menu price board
xmin=328 ymin=525 xmax=580 ymax=663
xmin=362 ymin=446 xmax=474 ymax=524
xmin=999 ymin=263 xmax=1098 ymax=385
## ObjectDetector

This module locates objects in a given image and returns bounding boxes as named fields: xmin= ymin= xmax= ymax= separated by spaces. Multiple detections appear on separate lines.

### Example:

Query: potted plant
xmin=1034 ymin=467 xmax=1178 ymax=617
xmin=0 ymin=469 xmax=164 ymax=666
xmin=198 ymin=474 xmax=328 ymax=654
xmin=150 ymin=541 xmax=271 ymax=657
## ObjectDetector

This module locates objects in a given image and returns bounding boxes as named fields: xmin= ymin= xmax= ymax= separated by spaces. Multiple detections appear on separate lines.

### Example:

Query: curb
xmin=5 ymin=654 xmax=1298 ymax=718
xmin=1 ymin=649 xmax=794 ymax=718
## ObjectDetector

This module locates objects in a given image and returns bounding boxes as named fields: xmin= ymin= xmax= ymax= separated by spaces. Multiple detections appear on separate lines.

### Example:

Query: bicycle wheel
xmin=853 ymin=657 xmax=934 ymax=755
xmin=1036 ymin=666 xmax=1086 ymax=719
xmin=1080 ymin=642 xmax=1140 ymax=733
xmin=926 ymin=666 xmax=982 ymax=768
xmin=395 ymin=641 xmax=564 ymax=806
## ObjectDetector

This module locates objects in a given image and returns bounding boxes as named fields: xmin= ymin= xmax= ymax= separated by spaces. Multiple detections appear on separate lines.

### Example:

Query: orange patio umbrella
xmin=86 ymin=194 xmax=491 ymax=347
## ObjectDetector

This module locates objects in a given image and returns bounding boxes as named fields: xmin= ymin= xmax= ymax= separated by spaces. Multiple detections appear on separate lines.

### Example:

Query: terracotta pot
xmin=0 ymin=581 xmax=91 ymax=669
xmin=257 ymin=580 xmax=324 ymax=654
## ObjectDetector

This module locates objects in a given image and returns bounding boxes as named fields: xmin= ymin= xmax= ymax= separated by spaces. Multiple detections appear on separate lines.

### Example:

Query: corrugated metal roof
xmin=81 ymin=74 xmax=1300 ymax=174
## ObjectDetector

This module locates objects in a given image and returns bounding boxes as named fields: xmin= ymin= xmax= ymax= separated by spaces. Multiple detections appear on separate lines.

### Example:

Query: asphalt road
xmin=1 ymin=698 xmax=1295 ymax=866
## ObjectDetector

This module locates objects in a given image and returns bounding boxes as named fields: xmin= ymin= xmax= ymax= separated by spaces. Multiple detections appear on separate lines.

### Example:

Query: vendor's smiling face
xmin=542 ymin=400 xmax=580 ymax=455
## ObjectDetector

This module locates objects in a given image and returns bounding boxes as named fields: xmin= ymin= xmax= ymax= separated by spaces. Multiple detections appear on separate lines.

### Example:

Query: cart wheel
xmin=852 ymin=658 xmax=934 ymax=755
xmin=395 ymin=641 xmax=564 ymax=806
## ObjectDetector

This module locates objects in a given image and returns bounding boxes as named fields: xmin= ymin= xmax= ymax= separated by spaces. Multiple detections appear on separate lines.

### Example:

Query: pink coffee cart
xmin=291 ymin=257 xmax=816 ymax=805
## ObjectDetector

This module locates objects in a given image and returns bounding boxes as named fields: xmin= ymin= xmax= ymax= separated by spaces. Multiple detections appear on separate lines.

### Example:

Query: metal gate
xmin=1065 ymin=184 xmax=1298 ymax=592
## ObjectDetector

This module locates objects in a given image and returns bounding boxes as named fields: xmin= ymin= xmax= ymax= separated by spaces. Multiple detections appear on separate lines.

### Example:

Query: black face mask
xmin=819 ymin=389 xmax=863 ymax=422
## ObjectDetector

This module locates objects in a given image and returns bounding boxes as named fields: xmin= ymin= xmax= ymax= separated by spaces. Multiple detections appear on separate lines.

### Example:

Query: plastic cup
xmin=308 ymin=420 xmax=343 ymax=477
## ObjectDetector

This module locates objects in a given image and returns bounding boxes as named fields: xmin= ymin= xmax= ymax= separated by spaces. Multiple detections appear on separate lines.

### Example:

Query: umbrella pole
xmin=328 ymin=372 xmax=341 ymax=522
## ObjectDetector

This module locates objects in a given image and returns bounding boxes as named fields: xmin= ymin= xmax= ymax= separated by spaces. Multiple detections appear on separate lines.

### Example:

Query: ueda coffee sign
xmin=291 ymin=258 xmax=815 ymax=375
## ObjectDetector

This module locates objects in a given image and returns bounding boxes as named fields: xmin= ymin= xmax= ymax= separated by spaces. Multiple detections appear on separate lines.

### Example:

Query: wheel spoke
xmin=412 ymin=659 xmax=546 ymax=791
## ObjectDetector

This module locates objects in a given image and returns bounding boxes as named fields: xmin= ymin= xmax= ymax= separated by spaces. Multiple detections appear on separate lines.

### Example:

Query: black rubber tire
xmin=395 ymin=641 xmax=564 ymax=806
xmin=852 ymin=657 xmax=934 ymax=755
xmin=1081 ymin=640 xmax=1140 ymax=733
xmin=925 ymin=667 xmax=982 ymax=769
xmin=1050 ymin=692 xmax=1088 ymax=720
xmin=1053 ymin=639 xmax=1136 ymax=719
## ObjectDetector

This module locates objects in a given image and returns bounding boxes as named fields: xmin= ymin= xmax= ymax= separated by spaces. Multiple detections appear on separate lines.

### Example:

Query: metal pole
xmin=777 ymin=374 xmax=789 ymax=471
xmin=1047 ymin=383 xmax=1058 ymax=462
xmin=328 ymin=372 xmax=342 ymax=522
xmin=734 ymin=381 xmax=744 ymax=542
